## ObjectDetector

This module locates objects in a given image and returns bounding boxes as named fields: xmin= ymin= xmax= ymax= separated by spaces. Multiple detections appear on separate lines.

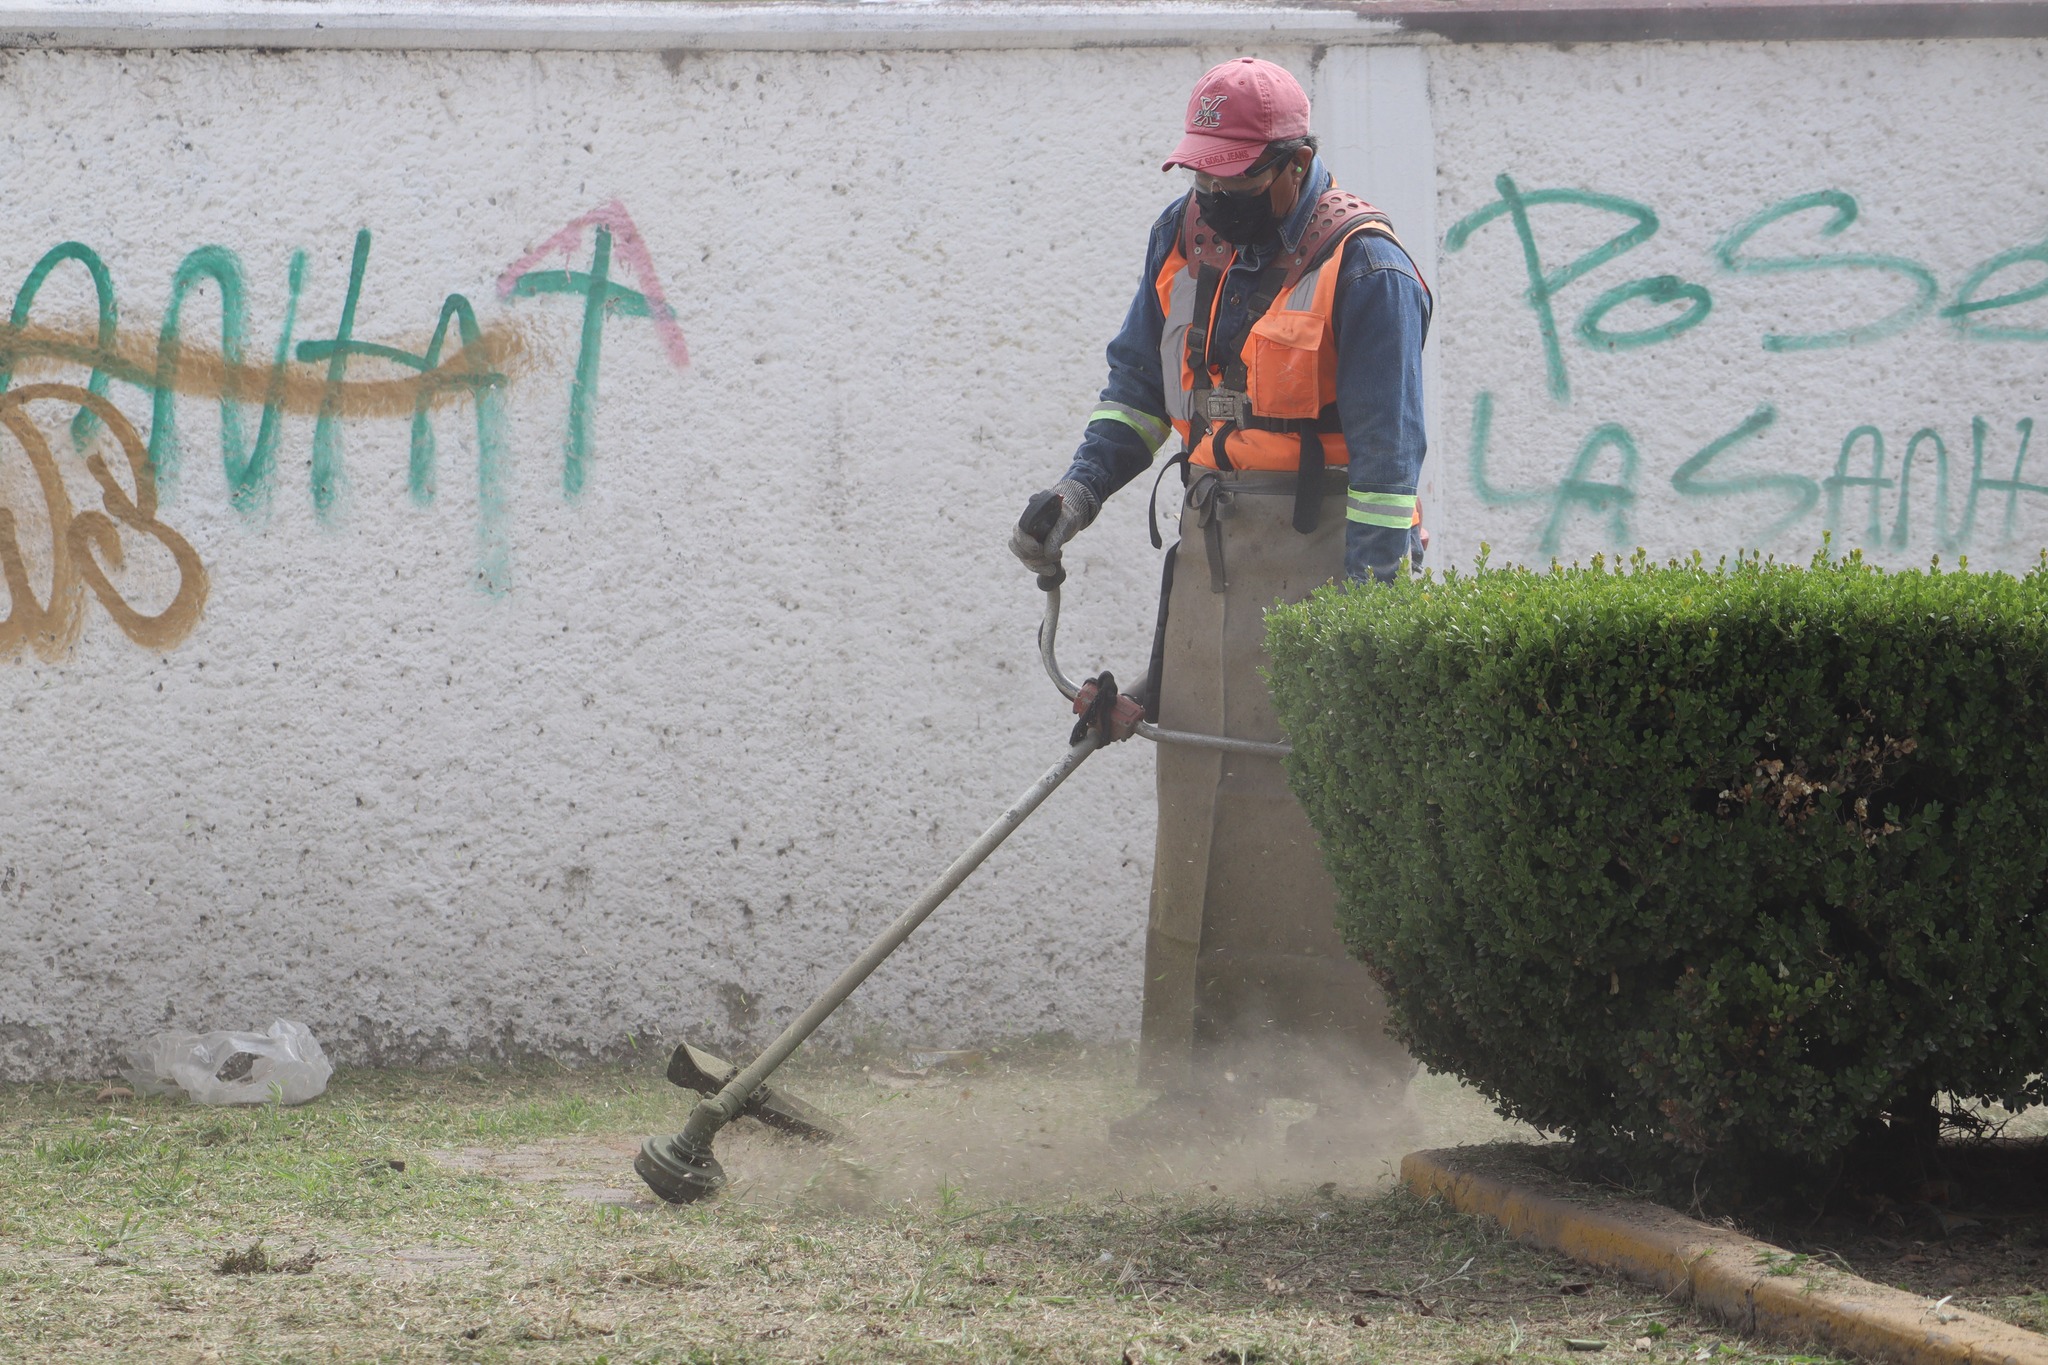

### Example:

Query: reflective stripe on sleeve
xmin=1090 ymin=403 xmax=1171 ymax=451
xmin=1346 ymin=489 xmax=1418 ymax=528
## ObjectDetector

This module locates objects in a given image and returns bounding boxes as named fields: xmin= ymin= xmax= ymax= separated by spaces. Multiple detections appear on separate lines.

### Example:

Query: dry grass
xmin=0 ymin=1040 xmax=1851 ymax=1363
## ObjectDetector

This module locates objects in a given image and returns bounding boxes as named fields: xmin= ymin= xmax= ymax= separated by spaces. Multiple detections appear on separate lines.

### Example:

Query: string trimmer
xmin=634 ymin=491 xmax=1287 ymax=1204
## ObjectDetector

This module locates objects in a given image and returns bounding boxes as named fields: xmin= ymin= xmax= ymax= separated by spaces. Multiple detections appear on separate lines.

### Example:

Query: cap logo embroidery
xmin=1192 ymin=95 xmax=1227 ymax=129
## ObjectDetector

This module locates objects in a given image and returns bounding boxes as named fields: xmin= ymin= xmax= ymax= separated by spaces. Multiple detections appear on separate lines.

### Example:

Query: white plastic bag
xmin=123 ymin=1019 xmax=333 ymax=1105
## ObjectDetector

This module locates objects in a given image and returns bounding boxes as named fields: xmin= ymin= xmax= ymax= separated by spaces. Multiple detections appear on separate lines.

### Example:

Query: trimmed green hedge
xmin=1267 ymin=550 xmax=2048 ymax=1192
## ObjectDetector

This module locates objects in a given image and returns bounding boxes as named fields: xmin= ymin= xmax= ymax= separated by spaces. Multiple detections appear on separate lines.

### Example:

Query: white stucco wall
xmin=1426 ymin=38 xmax=2048 ymax=573
xmin=2 ymin=5 xmax=2042 ymax=1079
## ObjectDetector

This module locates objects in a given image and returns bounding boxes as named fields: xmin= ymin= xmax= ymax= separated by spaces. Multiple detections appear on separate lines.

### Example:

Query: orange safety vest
xmin=1154 ymin=188 xmax=1429 ymax=523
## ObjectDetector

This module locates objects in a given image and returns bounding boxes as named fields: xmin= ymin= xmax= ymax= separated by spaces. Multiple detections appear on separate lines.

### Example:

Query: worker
xmin=1009 ymin=57 xmax=1430 ymax=1146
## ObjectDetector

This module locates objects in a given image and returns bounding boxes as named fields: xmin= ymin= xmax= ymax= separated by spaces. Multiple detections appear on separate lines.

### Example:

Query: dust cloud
xmin=678 ymin=1044 xmax=1534 ymax=1213
xmin=431 ymin=1045 xmax=1538 ymax=1212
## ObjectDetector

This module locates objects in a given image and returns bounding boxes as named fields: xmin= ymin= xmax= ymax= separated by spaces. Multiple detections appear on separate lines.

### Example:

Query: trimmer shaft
xmin=633 ymin=736 xmax=1100 ymax=1206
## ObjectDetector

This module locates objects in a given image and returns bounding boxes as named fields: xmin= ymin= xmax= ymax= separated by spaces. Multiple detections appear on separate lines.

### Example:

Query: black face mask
xmin=1195 ymin=185 xmax=1278 ymax=246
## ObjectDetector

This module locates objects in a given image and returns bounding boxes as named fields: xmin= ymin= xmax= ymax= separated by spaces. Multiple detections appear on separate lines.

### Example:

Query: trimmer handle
xmin=1019 ymin=489 xmax=1067 ymax=591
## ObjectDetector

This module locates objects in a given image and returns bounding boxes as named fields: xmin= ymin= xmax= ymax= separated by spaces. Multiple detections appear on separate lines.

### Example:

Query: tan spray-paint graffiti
xmin=0 ymin=383 xmax=206 ymax=659
xmin=0 ymin=320 xmax=527 ymax=420
xmin=2 ymin=209 xmax=690 ymax=661
xmin=0 ymin=322 xmax=517 ymax=661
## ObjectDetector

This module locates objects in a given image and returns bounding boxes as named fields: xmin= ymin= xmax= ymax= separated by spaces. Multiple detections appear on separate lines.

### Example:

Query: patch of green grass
xmin=2007 ymin=1292 xmax=2048 ymax=1332
xmin=472 ymin=1093 xmax=613 ymax=1140
xmin=34 ymin=1130 xmax=111 ymax=1167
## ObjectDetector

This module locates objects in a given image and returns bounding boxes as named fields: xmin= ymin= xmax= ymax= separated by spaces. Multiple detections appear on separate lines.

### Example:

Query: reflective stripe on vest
xmin=1159 ymin=268 xmax=1199 ymax=426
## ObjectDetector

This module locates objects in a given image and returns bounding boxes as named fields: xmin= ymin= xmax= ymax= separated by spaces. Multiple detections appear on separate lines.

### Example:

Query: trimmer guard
xmin=664 ymin=1041 xmax=842 ymax=1142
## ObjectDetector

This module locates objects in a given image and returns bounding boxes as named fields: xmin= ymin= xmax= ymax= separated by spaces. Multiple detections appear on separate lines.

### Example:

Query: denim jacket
xmin=1060 ymin=159 xmax=1431 ymax=582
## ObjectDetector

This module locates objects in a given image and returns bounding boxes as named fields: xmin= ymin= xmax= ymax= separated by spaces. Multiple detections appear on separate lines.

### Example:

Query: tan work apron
xmin=1137 ymin=467 xmax=1415 ymax=1107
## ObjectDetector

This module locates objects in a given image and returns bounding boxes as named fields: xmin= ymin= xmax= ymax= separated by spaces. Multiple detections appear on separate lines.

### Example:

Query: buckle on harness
xmin=1199 ymin=389 xmax=1251 ymax=426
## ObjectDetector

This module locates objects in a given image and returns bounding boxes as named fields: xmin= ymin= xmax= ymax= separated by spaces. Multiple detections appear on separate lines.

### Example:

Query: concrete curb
xmin=1403 ymin=1148 xmax=2048 ymax=1365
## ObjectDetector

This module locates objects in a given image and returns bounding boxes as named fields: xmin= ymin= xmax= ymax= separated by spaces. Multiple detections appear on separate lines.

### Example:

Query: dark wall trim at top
xmin=1347 ymin=0 xmax=2048 ymax=42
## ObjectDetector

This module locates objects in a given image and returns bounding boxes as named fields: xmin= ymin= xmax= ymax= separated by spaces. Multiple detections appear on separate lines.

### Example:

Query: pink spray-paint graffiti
xmin=499 ymin=201 xmax=692 ymax=498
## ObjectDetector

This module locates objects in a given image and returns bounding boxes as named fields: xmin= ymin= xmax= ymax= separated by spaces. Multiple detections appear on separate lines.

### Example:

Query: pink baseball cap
xmin=1162 ymin=58 xmax=1311 ymax=177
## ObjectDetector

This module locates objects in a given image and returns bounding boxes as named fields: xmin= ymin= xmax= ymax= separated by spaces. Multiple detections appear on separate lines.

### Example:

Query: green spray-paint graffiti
xmin=1468 ymin=389 xmax=2040 ymax=557
xmin=1446 ymin=176 xmax=2048 ymax=403
xmin=1714 ymin=191 xmax=1939 ymax=353
xmin=151 ymin=244 xmax=305 ymax=513
xmin=0 ymin=243 xmax=119 ymax=451
xmin=0 ymin=203 xmax=688 ymax=594
xmin=1449 ymin=175 xmax=2048 ymax=556
xmin=1445 ymin=176 xmax=1681 ymax=402
xmin=288 ymin=229 xmax=514 ymax=585
xmin=1824 ymin=417 xmax=2043 ymax=552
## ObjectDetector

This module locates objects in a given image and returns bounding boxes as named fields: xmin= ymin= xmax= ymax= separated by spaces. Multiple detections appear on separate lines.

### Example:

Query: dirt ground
xmin=0 ymin=1040 xmax=1862 ymax=1364
xmin=1758 ymin=1131 xmax=2048 ymax=1336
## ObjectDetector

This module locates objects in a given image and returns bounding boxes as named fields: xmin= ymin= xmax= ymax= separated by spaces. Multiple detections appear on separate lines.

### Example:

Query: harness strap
xmin=1278 ymin=193 xmax=1401 ymax=295
xmin=1219 ymin=263 xmax=1297 ymax=398
xmin=1211 ymin=420 xmax=1238 ymax=472
xmin=1185 ymin=261 xmax=1227 ymax=386
xmin=1187 ymin=471 xmax=1231 ymax=594
xmin=1229 ymin=401 xmax=1341 ymax=436
xmin=1146 ymin=449 xmax=1192 ymax=550
xmin=1136 ymin=545 xmax=1177 ymax=723
xmin=1292 ymin=429 xmax=1323 ymax=534
xmin=1184 ymin=260 xmax=1233 ymax=470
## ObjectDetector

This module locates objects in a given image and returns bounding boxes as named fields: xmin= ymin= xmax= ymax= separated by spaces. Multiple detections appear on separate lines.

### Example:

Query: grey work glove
xmin=1008 ymin=478 xmax=1099 ymax=578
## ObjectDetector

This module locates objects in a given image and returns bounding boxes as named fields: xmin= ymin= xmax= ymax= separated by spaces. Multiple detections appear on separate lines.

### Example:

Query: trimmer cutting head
xmin=634 ymin=1042 xmax=842 ymax=1205
xmin=635 ymin=1132 xmax=726 ymax=1205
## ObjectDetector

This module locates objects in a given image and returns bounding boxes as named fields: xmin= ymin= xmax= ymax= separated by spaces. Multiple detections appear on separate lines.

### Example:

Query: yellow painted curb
xmin=1403 ymin=1147 xmax=2048 ymax=1365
